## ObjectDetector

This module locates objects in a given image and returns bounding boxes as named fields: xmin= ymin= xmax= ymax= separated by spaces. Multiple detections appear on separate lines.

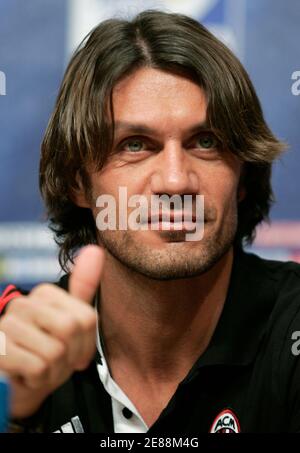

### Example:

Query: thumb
xmin=69 ymin=245 xmax=105 ymax=303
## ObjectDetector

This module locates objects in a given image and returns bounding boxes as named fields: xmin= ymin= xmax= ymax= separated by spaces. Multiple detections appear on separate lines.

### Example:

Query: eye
xmin=122 ymin=139 xmax=146 ymax=153
xmin=194 ymin=134 xmax=219 ymax=150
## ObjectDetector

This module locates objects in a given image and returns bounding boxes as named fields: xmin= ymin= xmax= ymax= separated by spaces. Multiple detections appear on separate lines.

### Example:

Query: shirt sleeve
xmin=0 ymin=284 xmax=23 ymax=315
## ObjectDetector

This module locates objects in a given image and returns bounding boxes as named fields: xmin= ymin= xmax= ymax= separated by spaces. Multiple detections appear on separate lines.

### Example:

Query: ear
xmin=238 ymin=186 xmax=246 ymax=203
xmin=71 ymin=171 xmax=91 ymax=208
xmin=73 ymin=190 xmax=90 ymax=208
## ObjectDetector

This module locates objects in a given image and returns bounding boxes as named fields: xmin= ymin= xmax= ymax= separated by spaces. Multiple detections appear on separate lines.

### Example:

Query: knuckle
xmin=81 ymin=310 xmax=97 ymax=332
xmin=75 ymin=351 xmax=95 ymax=371
xmin=0 ymin=313 xmax=18 ymax=333
xmin=57 ymin=316 xmax=79 ymax=338
xmin=28 ymin=360 xmax=48 ymax=381
xmin=5 ymin=296 xmax=28 ymax=314
xmin=30 ymin=283 xmax=57 ymax=298
xmin=48 ymin=342 xmax=66 ymax=362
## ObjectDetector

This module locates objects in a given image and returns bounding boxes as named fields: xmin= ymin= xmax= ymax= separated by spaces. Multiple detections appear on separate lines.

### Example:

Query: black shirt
xmin=10 ymin=247 xmax=300 ymax=433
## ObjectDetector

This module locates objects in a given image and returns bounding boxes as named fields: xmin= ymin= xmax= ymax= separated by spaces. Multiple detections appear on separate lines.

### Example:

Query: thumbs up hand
xmin=0 ymin=245 xmax=105 ymax=419
xmin=69 ymin=245 xmax=105 ymax=303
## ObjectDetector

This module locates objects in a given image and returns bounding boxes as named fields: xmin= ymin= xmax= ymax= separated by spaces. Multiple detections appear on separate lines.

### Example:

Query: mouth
xmin=147 ymin=211 xmax=199 ymax=224
xmin=144 ymin=212 xmax=206 ymax=235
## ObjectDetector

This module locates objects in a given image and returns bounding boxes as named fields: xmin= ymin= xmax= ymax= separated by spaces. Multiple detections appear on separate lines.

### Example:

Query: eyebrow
xmin=113 ymin=120 xmax=211 ymax=136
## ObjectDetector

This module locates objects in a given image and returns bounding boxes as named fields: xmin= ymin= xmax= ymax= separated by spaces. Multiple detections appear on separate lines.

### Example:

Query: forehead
xmin=112 ymin=67 xmax=207 ymax=130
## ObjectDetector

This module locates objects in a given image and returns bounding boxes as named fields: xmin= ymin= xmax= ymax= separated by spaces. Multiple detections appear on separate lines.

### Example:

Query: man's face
xmin=77 ymin=67 xmax=244 ymax=280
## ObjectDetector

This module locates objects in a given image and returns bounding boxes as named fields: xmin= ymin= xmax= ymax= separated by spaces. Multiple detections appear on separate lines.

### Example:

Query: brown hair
xmin=40 ymin=9 xmax=286 ymax=271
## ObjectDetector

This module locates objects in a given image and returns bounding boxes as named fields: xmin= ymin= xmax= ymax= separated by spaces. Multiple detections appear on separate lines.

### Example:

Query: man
xmin=0 ymin=9 xmax=299 ymax=433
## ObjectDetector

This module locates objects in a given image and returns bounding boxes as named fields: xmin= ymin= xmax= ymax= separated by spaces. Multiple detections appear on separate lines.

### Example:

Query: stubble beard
xmin=97 ymin=211 xmax=238 ymax=281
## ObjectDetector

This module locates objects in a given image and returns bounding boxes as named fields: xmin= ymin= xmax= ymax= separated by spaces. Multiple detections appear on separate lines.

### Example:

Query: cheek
xmin=94 ymin=155 xmax=145 ymax=186
xmin=89 ymin=171 xmax=116 ymax=199
xmin=88 ymin=169 xmax=145 ymax=223
xmin=203 ymin=165 xmax=240 ymax=214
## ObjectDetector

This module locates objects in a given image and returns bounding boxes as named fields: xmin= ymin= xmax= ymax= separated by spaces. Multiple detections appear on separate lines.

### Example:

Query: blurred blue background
xmin=0 ymin=0 xmax=300 ymax=288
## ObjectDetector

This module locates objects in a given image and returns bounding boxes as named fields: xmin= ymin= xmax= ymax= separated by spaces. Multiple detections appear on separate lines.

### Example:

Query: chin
xmin=98 ymin=218 xmax=236 ymax=280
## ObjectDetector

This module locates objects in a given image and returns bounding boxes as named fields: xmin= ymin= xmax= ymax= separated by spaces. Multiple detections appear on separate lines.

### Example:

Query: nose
xmin=150 ymin=142 xmax=199 ymax=196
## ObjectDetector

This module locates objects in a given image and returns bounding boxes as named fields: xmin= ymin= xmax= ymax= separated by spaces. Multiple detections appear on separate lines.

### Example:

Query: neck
xmin=99 ymin=247 xmax=234 ymax=385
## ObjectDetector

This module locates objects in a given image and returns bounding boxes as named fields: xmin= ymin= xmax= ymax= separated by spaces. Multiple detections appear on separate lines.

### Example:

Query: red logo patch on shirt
xmin=210 ymin=409 xmax=241 ymax=433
